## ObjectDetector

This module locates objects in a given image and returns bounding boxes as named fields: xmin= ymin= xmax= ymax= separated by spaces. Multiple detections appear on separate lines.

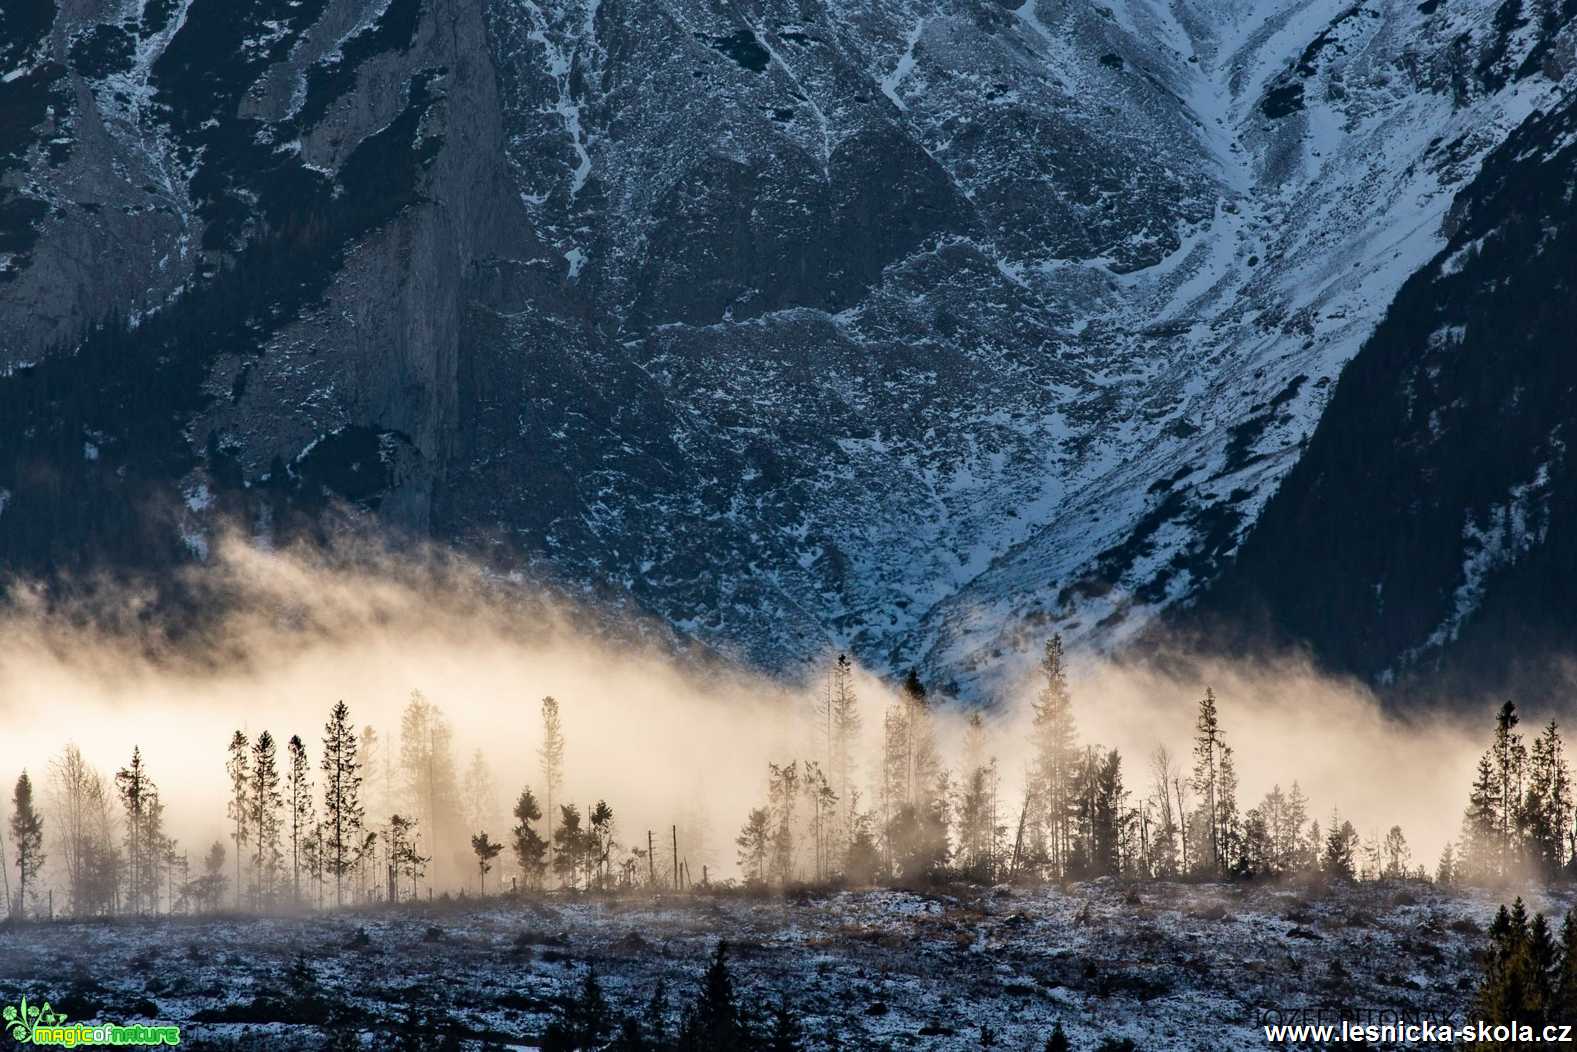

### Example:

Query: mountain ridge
xmin=0 ymin=0 xmax=1573 ymax=698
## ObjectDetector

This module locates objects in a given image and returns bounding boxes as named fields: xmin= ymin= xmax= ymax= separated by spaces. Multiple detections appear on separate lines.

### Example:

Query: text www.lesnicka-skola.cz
xmin=1263 ymin=1020 xmax=1576 ymax=1045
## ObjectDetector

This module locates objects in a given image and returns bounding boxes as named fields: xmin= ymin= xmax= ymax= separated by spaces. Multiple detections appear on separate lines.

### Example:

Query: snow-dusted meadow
xmin=0 ymin=880 xmax=1547 ymax=1049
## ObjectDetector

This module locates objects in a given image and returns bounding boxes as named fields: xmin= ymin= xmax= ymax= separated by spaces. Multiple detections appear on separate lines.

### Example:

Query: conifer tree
xmin=1190 ymin=688 xmax=1238 ymax=874
xmin=898 ymin=672 xmax=940 ymax=814
xmin=1461 ymin=753 xmax=1501 ymax=883
xmin=680 ymin=943 xmax=749 ymax=1051
xmin=1525 ymin=721 xmax=1571 ymax=879
xmin=827 ymin=654 xmax=861 ymax=837
xmin=552 ymin=804 xmax=586 ymax=889
xmin=387 ymin=814 xmax=428 ymax=901
xmin=250 ymin=731 xmax=284 ymax=907
xmin=588 ymin=800 xmax=614 ymax=890
xmin=359 ymin=725 xmax=383 ymax=827
xmin=540 ymin=696 xmax=566 ymax=879
xmin=287 ymin=735 xmax=313 ymax=904
xmin=399 ymin=690 xmax=461 ymax=887
xmin=766 ymin=996 xmax=804 ymax=1052
xmin=1322 ymin=813 xmax=1358 ymax=881
xmin=1286 ymin=782 xmax=1312 ymax=871
xmin=1032 ymin=636 xmax=1078 ymax=875
xmin=1238 ymin=808 xmax=1272 ymax=877
xmin=1090 ymin=749 xmax=1126 ymax=877
xmin=544 ymin=968 xmax=612 ymax=1052
xmin=802 ymin=761 xmax=836 ymax=882
xmin=1491 ymin=701 xmax=1527 ymax=875
xmin=114 ymin=747 xmax=162 ymax=914
xmin=511 ymin=787 xmax=548 ymax=889
xmin=462 ymin=749 xmax=498 ymax=837
xmin=9 ymin=772 xmax=44 ymax=919
xmin=471 ymin=832 xmax=503 ymax=895
xmin=736 ymin=808 xmax=770 ymax=884
xmin=958 ymin=719 xmax=1001 ymax=883
xmin=186 ymin=841 xmax=228 ymax=913
xmin=767 ymin=761 xmax=801 ymax=883
xmin=226 ymin=730 xmax=251 ymax=909
xmin=1476 ymin=898 xmax=1554 ymax=1027
xmin=321 ymin=700 xmax=365 ymax=907
xmin=1381 ymin=826 xmax=1410 ymax=879
xmin=1554 ymin=910 xmax=1577 ymax=1019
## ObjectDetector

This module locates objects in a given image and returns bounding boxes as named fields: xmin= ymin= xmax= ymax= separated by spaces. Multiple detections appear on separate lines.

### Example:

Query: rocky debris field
xmin=0 ymin=879 xmax=1556 ymax=1050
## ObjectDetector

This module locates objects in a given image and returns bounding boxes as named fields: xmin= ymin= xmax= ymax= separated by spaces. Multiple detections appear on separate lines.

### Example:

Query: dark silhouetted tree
xmin=287 ymin=735 xmax=313 ymax=904
xmin=10 ymin=771 xmax=44 ymax=918
xmin=471 ymin=832 xmax=503 ymax=896
xmin=322 ymin=701 xmax=365 ymax=907
xmin=250 ymin=731 xmax=283 ymax=907
xmin=226 ymin=730 xmax=250 ymax=909
xmin=512 ymin=787 xmax=548 ymax=890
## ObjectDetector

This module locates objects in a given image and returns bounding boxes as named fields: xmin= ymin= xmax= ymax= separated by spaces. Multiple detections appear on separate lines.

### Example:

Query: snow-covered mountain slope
xmin=0 ymin=0 xmax=1573 ymax=694
xmin=1193 ymin=78 xmax=1577 ymax=704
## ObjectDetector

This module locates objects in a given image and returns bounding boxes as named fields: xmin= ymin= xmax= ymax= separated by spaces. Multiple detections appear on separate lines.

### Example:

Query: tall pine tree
xmin=321 ymin=701 xmax=365 ymax=907
xmin=250 ymin=731 xmax=283 ymax=908
xmin=10 ymin=772 xmax=44 ymax=919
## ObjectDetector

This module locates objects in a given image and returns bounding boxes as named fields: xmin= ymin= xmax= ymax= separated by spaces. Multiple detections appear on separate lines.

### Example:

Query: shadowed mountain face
xmin=1192 ymin=88 xmax=1577 ymax=704
xmin=0 ymin=0 xmax=1574 ymax=695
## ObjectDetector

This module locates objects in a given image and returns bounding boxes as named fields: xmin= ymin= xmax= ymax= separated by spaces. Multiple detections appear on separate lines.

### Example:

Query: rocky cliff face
xmin=1193 ymin=79 xmax=1577 ymax=703
xmin=1 ymin=0 xmax=1574 ymax=695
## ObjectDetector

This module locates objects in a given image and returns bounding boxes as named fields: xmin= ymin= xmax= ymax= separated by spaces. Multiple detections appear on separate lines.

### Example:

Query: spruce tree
xmin=9 ymin=771 xmax=44 ymax=919
xmin=471 ymin=832 xmax=503 ymax=896
xmin=1322 ymin=814 xmax=1357 ymax=881
xmin=512 ymin=787 xmax=548 ymax=889
xmin=287 ymin=735 xmax=313 ymax=905
xmin=1191 ymin=688 xmax=1237 ymax=874
xmin=399 ymin=690 xmax=461 ymax=887
xmin=1461 ymin=753 xmax=1501 ymax=883
xmin=226 ymin=730 xmax=251 ymax=909
xmin=1491 ymin=702 xmax=1527 ymax=876
xmin=462 ymin=749 xmax=497 ymax=837
xmin=1525 ymin=721 xmax=1571 ymax=879
xmin=1285 ymin=783 xmax=1311 ymax=870
xmin=680 ymin=943 xmax=749 ymax=1051
xmin=828 ymin=654 xmax=861 ymax=843
xmin=766 ymin=997 xmax=804 ymax=1052
xmin=1031 ymin=635 xmax=1078 ymax=875
xmin=540 ymin=696 xmax=567 ymax=881
xmin=736 ymin=808 xmax=771 ymax=885
xmin=115 ymin=747 xmax=149 ymax=912
xmin=321 ymin=700 xmax=365 ymax=907
xmin=552 ymin=805 xmax=586 ymax=889
xmin=544 ymin=968 xmax=612 ymax=1052
xmin=250 ymin=731 xmax=283 ymax=908
xmin=1381 ymin=826 xmax=1410 ymax=879
xmin=1554 ymin=910 xmax=1577 ymax=1019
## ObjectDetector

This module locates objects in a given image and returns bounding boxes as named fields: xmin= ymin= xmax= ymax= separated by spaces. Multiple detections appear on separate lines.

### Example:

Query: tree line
xmin=3 ymin=638 xmax=1569 ymax=919
xmin=731 ymin=638 xmax=1420 ymax=889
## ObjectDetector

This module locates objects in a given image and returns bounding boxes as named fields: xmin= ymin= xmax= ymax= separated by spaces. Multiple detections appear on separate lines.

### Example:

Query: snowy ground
xmin=0 ymin=880 xmax=1557 ymax=1049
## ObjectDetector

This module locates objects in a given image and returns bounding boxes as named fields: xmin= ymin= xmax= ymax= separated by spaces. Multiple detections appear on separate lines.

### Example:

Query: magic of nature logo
xmin=3 ymin=996 xmax=180 ymax=1046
